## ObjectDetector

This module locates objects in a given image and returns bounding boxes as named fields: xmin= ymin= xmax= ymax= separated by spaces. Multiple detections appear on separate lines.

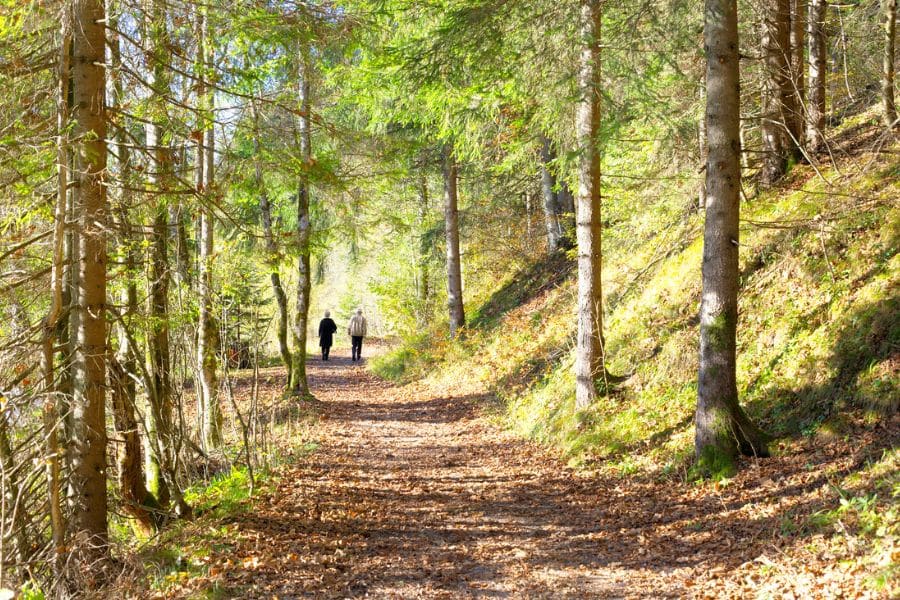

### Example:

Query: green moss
xmin=705 ymin=312 xmax=733 ymax=352
xmin=690 ymin=443 xmax=737 ymax=481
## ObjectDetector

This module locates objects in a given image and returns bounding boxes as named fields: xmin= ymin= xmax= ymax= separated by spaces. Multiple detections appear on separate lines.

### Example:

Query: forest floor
xmin=151 ymin=346 xmax=897 ymax=599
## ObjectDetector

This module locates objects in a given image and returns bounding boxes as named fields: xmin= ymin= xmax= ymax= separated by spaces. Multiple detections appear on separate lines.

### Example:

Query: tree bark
xmin=108 ymin=0 xmax=158 ymax=535
xmin=761 ymin=0 xmax=791 ymax=186
xmin=442 ymin=144 xmax=465 ymax=338
xmin=0 ymin=419 xmax=30 ymax=587
xmin=575 ymin=0 xmax=606 ymax=411
xmin=290 ymin=51 xmax=312 ymax=397
xmin=252 ymin=100 xmax=292 ymax=385
xmin=197 ymin=8 xmax=221 ymax=448
xmin=696 ymin=0 xmax=768 ymax=471
xmin=786 ymin=0 xmax=806 ymax=155
xmin=41 ymin=1 xmax=72 ymax=576
xmin=884 ymin=0 xmax=898 ymax=127
xmin=698 ymin=77 xmax=708 ymax=210
xmin=70 ymin=0 xmax=109 ymax=556
xmin=109 ymin=356 xmax=157 ymax=535
xmin=806 ymin=0 xmax=827 ymax=152
xmin=143 ymin=0 xmax=183 ymax=512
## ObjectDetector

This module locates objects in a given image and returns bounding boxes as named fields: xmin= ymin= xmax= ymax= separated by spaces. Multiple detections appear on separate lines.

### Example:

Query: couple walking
xmin=317 ymin=309 xmax=368 ymax=362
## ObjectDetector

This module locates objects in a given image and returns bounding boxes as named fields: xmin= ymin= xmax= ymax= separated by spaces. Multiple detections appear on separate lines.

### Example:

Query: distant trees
xmin=807 ymin=0 xmax=828 ymax=152
xmin=760 ymin=0 xmax=791 ymax=185
xmin=696 ymin=0 xmax=769 ymax=470
xmin=539 ymin=136 xmax=575 ymax=253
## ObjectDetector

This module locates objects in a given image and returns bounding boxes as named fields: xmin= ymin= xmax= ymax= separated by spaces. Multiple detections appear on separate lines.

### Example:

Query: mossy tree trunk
xmin=697 ymin=0 xmax=768 ymax=472
xmin=574 ymin=0 xmax=605 ymax=411
xmin=290 ymin=50 xmax=312 ymax=397
xmin=143 ymin=0 xmax=189 ymax=517
xmin=196 ymin=8 xmax=221 ymax=448
xmin=786 ymin=0 xmax=806 ymax=155
xmin=109 ymin=356 xmax=158 ymax=535
xmin=108 ymin=0 xmax=158 ymax=535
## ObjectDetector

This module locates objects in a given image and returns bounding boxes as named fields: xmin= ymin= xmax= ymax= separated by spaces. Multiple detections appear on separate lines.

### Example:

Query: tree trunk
xmin=252 ymin=100 xmax=292 ymax=385
xmin=108 ymin=0 xmax=158 ymax=535
xmin=109 ymin=356 xmax=157 ymax=535
xmin=884 ymin=0 xmax=898 ymax=127
xmin=70 ymin=0 xmax=109 ymax=556
xmin=574 ymin=0 xmax=606 ymax=411
xmin=806 ymin=0 xmax=827 ymax=152
xmin=442 ymin=144 xmax=465 ymax=338
xmin=144 ymin=0 xmax=175 ymax=509
xmin=417 ymin=171 xmax=431 ymax=326
xmin=146 ymin=204 xmax=171 ymax=507
xmin=0 ymin=419 xmax=30 ymax=587
xmin=41 ymin=1 xmax=71 ymax=576
xmin=290 ymin=51 xmax=312 ymax=397
xmin=539 ymin=135 xmax=563 ymax=253
xmin=696 ymin=0 xmax=768 ymax=472
xmin=760 ymin=0 xmax=791 ymax=186
xmin=172 ymin=204 xmax=191 ymax=287
xmin=786 ymin=0 xmax=806 ymax=152
xmin=197 ymin=9 xmax=221 ymax=448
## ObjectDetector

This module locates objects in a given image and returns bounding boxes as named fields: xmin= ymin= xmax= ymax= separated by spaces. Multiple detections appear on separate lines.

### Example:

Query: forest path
xmin=218 ymin=350 xmax=694 ymax=599
xmin=214 ymin=349 xmax=881 ymax=599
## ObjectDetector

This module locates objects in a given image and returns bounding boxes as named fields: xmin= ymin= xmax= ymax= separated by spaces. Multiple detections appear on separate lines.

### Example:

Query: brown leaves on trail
xmin=160 ymin=350 xmax=897 ymax=598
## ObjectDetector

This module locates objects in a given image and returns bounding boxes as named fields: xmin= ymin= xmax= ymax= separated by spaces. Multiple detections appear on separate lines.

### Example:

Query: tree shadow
xmin=747 ymin=291 xmax=899 ymax=436
xmin=469 ymin=250 xmax=575 ymax=332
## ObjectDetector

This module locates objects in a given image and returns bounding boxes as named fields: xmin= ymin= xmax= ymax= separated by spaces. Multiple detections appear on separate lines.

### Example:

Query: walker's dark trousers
xmin=351 ymin=336 xmax=363 ymax=361
xmin=321 ymin=345 xmax=331 ymax=360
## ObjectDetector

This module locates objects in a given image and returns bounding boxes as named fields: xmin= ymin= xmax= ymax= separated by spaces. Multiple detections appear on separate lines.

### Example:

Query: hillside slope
xmin=373 ymin=110 xmax=899 ymax=595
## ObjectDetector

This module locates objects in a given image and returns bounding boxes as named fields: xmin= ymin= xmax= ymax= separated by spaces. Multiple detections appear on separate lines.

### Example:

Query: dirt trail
xmin=217 ymin=350 xmax=894 ymax=599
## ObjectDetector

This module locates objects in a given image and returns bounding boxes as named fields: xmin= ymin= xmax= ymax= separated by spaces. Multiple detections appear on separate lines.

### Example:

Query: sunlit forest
xmin=0 ymin=0 xmax=897 ymax=597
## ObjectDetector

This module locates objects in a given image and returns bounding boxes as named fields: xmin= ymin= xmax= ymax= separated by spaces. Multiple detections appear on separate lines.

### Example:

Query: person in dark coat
xmin=318 ymin=311 xmax=338 ymax=360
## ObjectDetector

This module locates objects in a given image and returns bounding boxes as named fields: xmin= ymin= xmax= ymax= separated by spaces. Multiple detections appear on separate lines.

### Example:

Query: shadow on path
xmin=215 ymin=351 xmax=897 ymax=599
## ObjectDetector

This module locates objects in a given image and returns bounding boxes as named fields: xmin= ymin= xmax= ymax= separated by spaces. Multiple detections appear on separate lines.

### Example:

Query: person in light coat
xmin=347 ymin=308 xmax=368 ymax=361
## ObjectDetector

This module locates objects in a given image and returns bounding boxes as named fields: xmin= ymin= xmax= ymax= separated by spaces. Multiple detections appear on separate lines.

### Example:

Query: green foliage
xmin=17 ymin=581 xmax=45 ymax=600
xmin=184 ymin=467 xmax=254 ymax=517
